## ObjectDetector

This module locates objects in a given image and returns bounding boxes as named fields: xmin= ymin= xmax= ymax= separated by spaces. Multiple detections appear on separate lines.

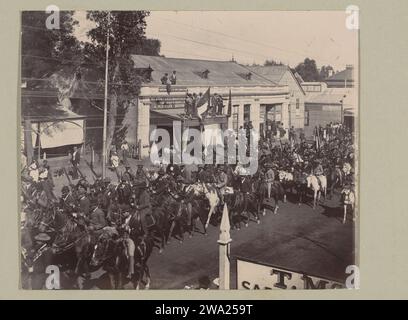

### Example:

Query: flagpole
xmin=102 ymin=12 xmax=110 ymax=179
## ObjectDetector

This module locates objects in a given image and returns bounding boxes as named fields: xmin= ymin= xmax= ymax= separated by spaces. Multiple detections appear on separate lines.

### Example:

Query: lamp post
xmin=218 ymin=203 xmax=232 ymax=290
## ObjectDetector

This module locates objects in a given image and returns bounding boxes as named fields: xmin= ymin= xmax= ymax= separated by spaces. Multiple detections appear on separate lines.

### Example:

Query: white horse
xmin=278 ymin=170 xmax=294 ymax=203
xmin=341 ymin=187 xmax=356 ymax=224
xmin=306 ymin=175 xmax=327 ymax=209
xmin=185 ymin=183 xmax=220 ymax=230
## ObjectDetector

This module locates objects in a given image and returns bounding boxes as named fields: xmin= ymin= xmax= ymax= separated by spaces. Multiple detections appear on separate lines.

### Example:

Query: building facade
xmin=129 ymin=55 xmax=290 ymax=159
xmin=301 ymin=81 xmax=356 ymax=137
xmin=248 ymin=65 xmax=306 ymax=131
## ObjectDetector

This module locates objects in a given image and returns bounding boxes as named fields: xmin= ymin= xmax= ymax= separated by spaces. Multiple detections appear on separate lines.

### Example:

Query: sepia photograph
xmin=19 ymin=9 xmax=359 ymax=290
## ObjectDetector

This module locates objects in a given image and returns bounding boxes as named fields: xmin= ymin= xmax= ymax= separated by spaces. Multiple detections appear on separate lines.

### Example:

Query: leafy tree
xmin=294 ymin=58 xmax=320 ymax=82
xmin=264 ymin=59 xmax=283 ymax=66
xmin=85 ymin=11 xmax=153 ymax=155
xmin=21 ymin=11 xmax=81 ymax=79
xmin=319 ymin=65 xmax=335 ymax=80
xmin=130 ymin=38 xmax=161 ymax=56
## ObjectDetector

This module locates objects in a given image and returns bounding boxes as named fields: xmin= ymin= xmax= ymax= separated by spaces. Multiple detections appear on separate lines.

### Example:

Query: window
xmin=296 ymin=98 xmax=300 ymax=116
xmin=244 ymin=104 xmax=251 ymax=123
xmin=232 ymin=105 xmax=239 ymax=132
xmin=304 ymin=111 xmax=310 ymax=126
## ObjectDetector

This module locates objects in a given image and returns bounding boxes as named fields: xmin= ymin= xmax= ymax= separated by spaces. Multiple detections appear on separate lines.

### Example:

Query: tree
xmin=294 ymin=58 xmax=320 ymax=82
xmin=85 ymin=11 xmax=153 ymax=155
xmin=21 ymin=11 xmax=81 ymax=79
xmin=319 ymin=65 xmax=335 ymax=80
xmin=264 ymin=59 xmax=283 ymax=66
xmin=130 ymin=38 xmax=161 ymax=56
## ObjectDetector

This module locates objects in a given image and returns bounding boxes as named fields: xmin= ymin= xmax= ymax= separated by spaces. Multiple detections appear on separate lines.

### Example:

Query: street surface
xmin=46 ymin=156 xmax=355 ymax=290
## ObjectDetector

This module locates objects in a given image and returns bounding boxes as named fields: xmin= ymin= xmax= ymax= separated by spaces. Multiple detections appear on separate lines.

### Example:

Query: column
xmin=137 ymin=101 xmax=151 ymax=159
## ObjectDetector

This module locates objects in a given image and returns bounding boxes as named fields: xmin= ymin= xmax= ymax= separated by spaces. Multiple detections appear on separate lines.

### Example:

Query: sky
xmin=74 ymin=11 xmax=358 ymax=71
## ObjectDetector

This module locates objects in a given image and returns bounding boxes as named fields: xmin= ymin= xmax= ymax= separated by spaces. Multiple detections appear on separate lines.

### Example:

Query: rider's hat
xmin=264 ymin=162 xmax=273 ymax=168
xmin=34 ymin=233 xmax=51 ymax=242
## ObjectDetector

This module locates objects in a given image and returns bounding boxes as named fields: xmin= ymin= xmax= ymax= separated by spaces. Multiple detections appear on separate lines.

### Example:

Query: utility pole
xmin=218 ymin=203 xmax=232 ymax=290
xmin=102 ymin=12 xmax=111 ymax=179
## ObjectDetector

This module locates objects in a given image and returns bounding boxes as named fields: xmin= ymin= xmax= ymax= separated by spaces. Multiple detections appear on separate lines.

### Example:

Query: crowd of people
xmin=20 ymin=121 xmax=355 ymax=289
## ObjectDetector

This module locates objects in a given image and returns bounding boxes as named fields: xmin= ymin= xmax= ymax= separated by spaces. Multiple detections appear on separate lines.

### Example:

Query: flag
xmin=196 ymin=87 xmax=210 ymax=119
xmin=227 ymin=89 xmax=232 ymax=117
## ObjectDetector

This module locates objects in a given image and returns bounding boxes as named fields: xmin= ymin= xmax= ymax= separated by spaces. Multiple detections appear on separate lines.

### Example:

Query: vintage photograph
xmin=20 ymin=10 xmax=359 ymax=290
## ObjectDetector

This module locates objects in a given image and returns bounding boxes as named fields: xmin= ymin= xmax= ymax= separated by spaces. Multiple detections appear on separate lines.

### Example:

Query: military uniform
xmin=78 ymin=193 xmax=91 ymax=216
xmin=136 ymin=187 xmax=153 ymax=234
xmin=88 ymin=206 xmax=107 ymax=231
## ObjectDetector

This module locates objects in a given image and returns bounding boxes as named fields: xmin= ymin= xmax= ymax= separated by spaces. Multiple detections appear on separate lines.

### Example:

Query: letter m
xmin=301 ymin=275 xmax=329 ymax=289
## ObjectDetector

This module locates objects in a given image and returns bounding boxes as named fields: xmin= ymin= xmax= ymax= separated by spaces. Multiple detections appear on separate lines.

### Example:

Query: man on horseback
xmin=215 ymin=165 xmax=228 ymax=205
xmin=134 ymin=182 xmax=154 ymax=237
xmin=264 ymin=162 xmax=275 ymax=199
xmin=313 ymin=159 xmax=325 ymax=189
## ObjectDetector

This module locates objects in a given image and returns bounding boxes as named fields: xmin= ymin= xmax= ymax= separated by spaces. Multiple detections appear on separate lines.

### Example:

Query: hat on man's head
xmin=34 ymin=233 xmax=51 ymax=242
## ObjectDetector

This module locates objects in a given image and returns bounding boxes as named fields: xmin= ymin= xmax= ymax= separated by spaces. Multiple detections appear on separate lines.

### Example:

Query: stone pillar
xmin=251 ymin=102 xmax=261 ymax=134
xmin=281 ymin=101 xmax=290 ymax=139
xmin=137 ymin=100 xmax=151 ymax=159
xmin=122 ymin=99 xmax=138 ymax=146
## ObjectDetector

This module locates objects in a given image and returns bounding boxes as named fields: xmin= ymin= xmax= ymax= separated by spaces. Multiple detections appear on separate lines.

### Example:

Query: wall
xmin=304 ymin=104 xmax=342 ymax=137
xmin=279 ymin=71 xmax=305 ymax=130
xmin=137 ymin=84 xmax=289 ymax=159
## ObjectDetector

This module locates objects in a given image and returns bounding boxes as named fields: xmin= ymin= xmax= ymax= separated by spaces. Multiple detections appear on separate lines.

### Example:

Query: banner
xmin=236 ymin=258 xmax=344 ymax=289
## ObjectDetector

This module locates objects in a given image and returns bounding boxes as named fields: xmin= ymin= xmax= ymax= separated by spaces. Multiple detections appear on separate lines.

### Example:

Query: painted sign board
xmin=236 ymin=258 xmax=344 ymax=290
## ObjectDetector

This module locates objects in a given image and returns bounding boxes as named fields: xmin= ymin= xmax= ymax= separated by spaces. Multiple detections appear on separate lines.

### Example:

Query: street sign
xmin=236 ymin=258 xmax=344 ymax=290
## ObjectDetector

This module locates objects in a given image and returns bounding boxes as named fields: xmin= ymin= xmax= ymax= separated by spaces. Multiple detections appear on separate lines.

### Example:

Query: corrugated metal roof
xmin=246 ymin=65 xmax=288 ymax=83
xmin=248 ymin=65 xmax=305 ymax=95
xmin=325 ymin=67 xmax=354 ymax=82
xmin=305 ymin=93 xmax=345 ymax=104
xmin=130 ymin=55 xmax=277 ymax=87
